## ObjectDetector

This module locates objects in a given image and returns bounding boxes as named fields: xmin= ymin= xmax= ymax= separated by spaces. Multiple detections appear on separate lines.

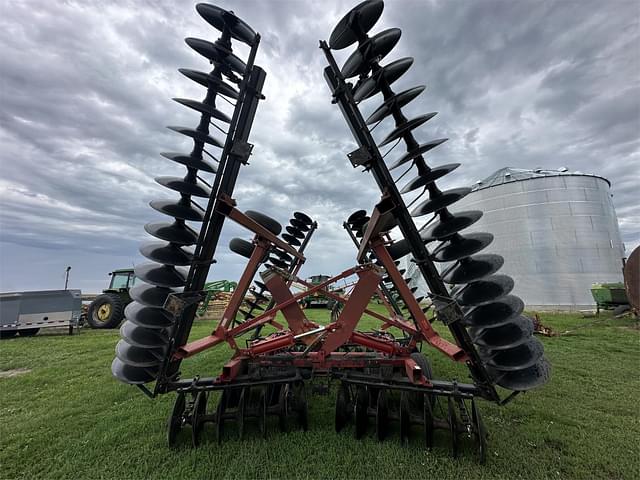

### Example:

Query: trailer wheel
xmin=0 ymin=330 xmax=17 ymax=339
xmin=18 ymin=328 xmax=40 ymax=337
xmin=87 ymin=293 xmax=125 ymax=329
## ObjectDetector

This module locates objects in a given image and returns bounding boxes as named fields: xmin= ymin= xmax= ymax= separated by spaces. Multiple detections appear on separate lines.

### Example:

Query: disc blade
xmin=464 ymin=295 xmax=525 ymax=328
xmin=391 ymin=142 xmax=450 ymax=172
xmin=144 ymin=221 xmax=199 ymax=246
xmin=134 ymin=263 xmax=188 ymax=288
xmin=282 ymin=233 xmax=301 ymax=246
xmin=399 ymin=163 xmax=459 ymax=193
xmin=423 ymin=210 xmax=483 ymax=240
xmin=120 ymin=321 xmax=169 ymax=348
xmin=341 ymin=28 xmax=402 ymax=78
xmin=155 ymin=176 xmax=211 ymax=198
xmin=196 ymin=4 xmax=258 ymax=46
xmin=455 ymin=275 xmax=515 ymax=307
xmin=139 ymin=242 xmax=194 ymax=266
xmin=172 ymin=98 xmax=231 ymax=124
xmin=432 ymin=233 xmax=494 ymax=263
xmin=273 ymin=250 xmax=293 ymax=262
xmin=268 ymin=257 xmax=289 ymax=269
xmin=293 ymin=211 xmax=313 ymax=225
xmin=178 ymin=69 xmax=239 ymax=99
xmin=125 ymin=302 xmax=175 ymax=329
xmin=160 ymin=152 xmax=217 ymax=174
xmin=411 ymin=187 xmax=472 ymax=217
xmin=481 ymin=338 xmax=545 ymax=371
xmin=111 ymin=357 xmax=158 ymax=385
xmin=184 ymin=37 xmax=246 ymax=75
xmin=129 ymin=284 xmax=178 ymax=308
xmin=470 ymin=315 xmax=535 ymax=350
xmin=354 ymin=58 xmax=414 ymax=102
xmin=116 ymin=339 xmax=165 ymax=368
xmin=379 ymin=113 xmax=438 ymax=147
xmin=167 ymin=126 xmax=223 ymax=148
xmin=150 ymin=199 xmax=204 ymax=222
xmin=491 ymin=358 xmax=551 ymax=391
xmin=289 ymin=218 xmax=310 ymax=231
xmin=329 ymin=0 xmax=384 ymax=49
xmin=388 ymin=239 xmax=410 ymax=260
xmin=286 ymin=226 xmax=305 ymax=239
xmin=366 ymin=85 xmax=424 ymax=123
xmin=348 ymin=210 xmax=368 ymax=224
xmin=442 ymin=254 xmax=504 ymax=284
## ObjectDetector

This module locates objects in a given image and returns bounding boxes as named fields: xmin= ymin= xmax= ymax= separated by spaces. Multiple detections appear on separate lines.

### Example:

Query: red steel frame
xmin=174 ymin=198 xmax=467 ymax=387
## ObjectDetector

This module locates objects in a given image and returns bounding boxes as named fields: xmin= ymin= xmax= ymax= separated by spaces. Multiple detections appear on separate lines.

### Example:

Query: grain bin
xmin=449 ymin=168 xmax=625 ymax=310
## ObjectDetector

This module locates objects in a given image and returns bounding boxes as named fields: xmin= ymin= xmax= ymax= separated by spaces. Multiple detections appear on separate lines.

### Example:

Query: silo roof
xmin=471 ymin=167 xmax=611 ymax=191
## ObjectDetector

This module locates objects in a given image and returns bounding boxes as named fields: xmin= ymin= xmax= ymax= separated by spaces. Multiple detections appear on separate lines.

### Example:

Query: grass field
xmin=1 ymin=308 xmax=638 ymax=479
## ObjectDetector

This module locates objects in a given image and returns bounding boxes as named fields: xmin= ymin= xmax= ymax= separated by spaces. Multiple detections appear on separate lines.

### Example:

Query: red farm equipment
xmin=111 ymin=1 xmax=550 ymax=462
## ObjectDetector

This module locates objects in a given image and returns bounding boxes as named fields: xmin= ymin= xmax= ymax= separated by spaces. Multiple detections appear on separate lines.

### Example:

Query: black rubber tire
xmin=410 ymin=352 xmax=436 ymax=408
xmin=229 ymin=238 xmax=255 ymax=259
xmin=87 ymin=293 xmax=125 ymax=329
xmin=0 ymin=330 xmax=18 ymax=339
xmin=245 ymin=210 xmax=282 ymax=235
xmin=18 ymin=328 xmax=40 ymax=337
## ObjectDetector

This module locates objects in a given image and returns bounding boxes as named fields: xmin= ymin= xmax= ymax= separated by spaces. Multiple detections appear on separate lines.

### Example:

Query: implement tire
xmin=87 ymin=293 xmax=125 ymax=329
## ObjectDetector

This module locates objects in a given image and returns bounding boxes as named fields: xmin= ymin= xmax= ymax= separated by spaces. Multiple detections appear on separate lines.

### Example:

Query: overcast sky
xmin=0 ymin=0 xmax=638 ymax=293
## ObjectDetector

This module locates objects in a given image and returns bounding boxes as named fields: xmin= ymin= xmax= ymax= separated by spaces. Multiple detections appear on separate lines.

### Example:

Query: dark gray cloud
xmin=0 ymin=0 xmax=638 ymax=293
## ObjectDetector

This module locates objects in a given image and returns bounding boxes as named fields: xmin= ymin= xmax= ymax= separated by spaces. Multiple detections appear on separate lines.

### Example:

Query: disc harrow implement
xmin=111 ymin=1 xmax=550 ymax=463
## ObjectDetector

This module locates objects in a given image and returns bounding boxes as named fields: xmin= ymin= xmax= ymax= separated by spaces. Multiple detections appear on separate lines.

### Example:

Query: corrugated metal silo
xmin=449 ymin=168 xmax=625 ymax=310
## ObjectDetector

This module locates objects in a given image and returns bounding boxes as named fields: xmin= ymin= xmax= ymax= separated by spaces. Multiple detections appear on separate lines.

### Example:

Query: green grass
xmin=1 ymin=308 xmax=638 ymax=479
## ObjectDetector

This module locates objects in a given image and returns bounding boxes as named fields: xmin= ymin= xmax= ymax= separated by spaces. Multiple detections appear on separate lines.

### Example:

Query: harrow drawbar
xmin=110 ymin=0 xmax=551 ymax=463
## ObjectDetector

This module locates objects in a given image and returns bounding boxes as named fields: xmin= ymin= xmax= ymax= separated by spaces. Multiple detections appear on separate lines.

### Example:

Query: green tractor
xmin=87 ymin=269 xmax=136 ymax=329
xmin=301 ymin=274 xmax=339 ymax=309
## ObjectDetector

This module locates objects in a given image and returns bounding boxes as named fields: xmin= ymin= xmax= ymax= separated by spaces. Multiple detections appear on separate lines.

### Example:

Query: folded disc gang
xmin=289 ymin=218 xmax=310 ymax=231
xmin=329 ymin=0 xmax=384 ymax=49
xmin=120 ymin=321 xmax=169 ymax=348
xmin=150 ymin=199 xmax=204 ymax=222
xmin=286 ymin=226 xmax=305 ymax=239
xmin=399 ymin=163 xmax=459 ymax=193
xmin=480 ymin=338 xmax=545 ymax=372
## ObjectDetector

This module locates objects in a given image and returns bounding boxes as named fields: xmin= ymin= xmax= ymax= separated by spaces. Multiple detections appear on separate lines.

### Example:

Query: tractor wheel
xmin=18 ymin=328 xmax=40 ymax=337
xmin=0 ymin=330 xmax=18 ymax=339
xmin=87 ymin=293 xmax=125 ymax=329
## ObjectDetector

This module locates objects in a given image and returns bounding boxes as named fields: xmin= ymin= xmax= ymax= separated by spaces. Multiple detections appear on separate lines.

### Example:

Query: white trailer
xmin=0 ymin=289 xmax=82 ymax=338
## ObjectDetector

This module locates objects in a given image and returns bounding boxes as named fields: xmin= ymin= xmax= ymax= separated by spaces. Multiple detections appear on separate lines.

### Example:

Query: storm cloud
xmin=0 ymin=0 xmax=638 ymax=293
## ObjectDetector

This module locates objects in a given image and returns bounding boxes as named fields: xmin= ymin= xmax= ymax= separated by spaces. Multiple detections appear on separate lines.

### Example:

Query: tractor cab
xmin=107 ymin=269 xmax=136 ymax=293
